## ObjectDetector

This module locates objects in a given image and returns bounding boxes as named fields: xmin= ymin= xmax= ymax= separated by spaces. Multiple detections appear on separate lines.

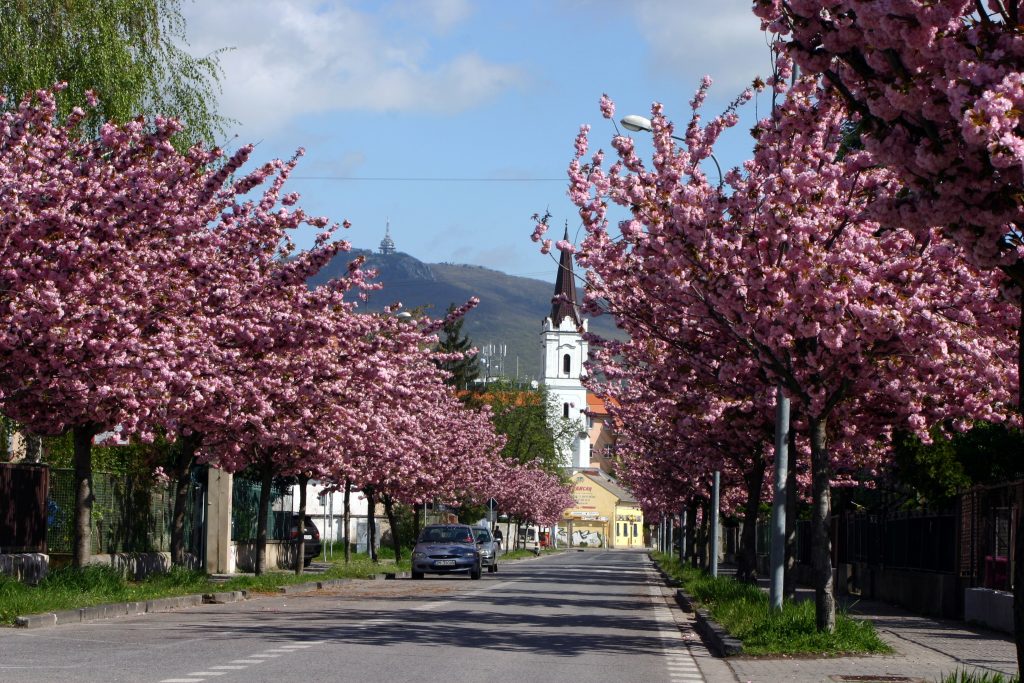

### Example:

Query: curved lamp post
xmin=619 ymin=114 xmax=724 ymax=187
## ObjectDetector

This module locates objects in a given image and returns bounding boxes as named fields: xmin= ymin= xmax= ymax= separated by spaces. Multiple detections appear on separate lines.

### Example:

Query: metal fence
xmin=47 ymin=468 xmax=202 ymax=556
xmin=1 ymin=462 xmax=48 ymax=553
xmin=837 ymin=511 xmax=956 ymax=573
xmin=230 ymin=477 xmax=293 ymax=542
xmin=960 ymin=482 xmax=1021 ymax=591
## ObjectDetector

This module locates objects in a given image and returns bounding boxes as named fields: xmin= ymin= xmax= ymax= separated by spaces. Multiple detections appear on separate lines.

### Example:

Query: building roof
xmin=550 ymin=227 xmax=581 ymax=327
xmin=586 ymin=393 xmax=608 ymax=416
xmin=577 ymin=468 xmax=637 ymax=504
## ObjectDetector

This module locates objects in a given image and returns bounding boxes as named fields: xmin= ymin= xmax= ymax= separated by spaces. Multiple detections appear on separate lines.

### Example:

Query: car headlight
xmin=479 ymin=549 xmax=492 ymax=557
xmin=413 ymin=552 xmax=426 ymax=559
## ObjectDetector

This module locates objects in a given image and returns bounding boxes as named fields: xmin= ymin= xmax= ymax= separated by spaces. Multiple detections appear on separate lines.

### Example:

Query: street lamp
xmin=619 ymin=114 xmax=724 ymax=187
xmin=624 ymin=111 xmax=790 ymax=604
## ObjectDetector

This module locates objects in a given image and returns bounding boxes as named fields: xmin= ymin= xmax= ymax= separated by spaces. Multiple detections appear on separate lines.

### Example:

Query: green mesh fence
xmin=47 ymin=469 xmax=199 ymax=555
xmin=230 ymin=477 xmax=293 ymax=542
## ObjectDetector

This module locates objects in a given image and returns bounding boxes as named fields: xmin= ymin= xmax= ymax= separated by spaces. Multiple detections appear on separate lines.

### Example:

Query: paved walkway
xmin=658 ymin=563 xmax=1018 ymax=682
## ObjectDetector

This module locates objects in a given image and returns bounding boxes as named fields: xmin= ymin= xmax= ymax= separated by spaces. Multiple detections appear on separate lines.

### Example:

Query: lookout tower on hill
xmin=379 ymin=221 xmax=396 ymax=255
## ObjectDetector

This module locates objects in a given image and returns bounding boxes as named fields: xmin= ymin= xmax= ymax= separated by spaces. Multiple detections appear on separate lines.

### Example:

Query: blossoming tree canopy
xmin=548 ymin=79 xmax=1017 ymax=630
xmin=752 ymin=1 xmax=1024 ymax=280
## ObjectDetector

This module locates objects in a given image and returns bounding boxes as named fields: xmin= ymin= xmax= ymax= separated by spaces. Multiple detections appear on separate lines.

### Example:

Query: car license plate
xmin=303 ymin=534 xmax=313 ymax=540
xmin=435 ymin=559 xmax=456 ymax=567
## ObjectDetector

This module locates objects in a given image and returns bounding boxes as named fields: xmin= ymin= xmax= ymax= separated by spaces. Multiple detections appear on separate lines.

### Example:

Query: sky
xmin=181 ymin=0 xmax=771 ymax=282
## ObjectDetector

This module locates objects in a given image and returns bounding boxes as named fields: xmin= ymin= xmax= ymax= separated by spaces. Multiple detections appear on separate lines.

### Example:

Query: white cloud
xmin=631 ymin=2 xmax=771 ymax=93
xmin=181 ymin=1 xmax=523 ymax=135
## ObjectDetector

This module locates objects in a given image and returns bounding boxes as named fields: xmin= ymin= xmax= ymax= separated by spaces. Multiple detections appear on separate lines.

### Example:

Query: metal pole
xmin=770 ymin=383 xmax=791 ymax=610
xmin=711 ymin=471 xmax=720 ymax=577
xmin=668 ymin=514 xmax=674 ymax=559
xmin=679 ymin=508 xmax=686 ymax=563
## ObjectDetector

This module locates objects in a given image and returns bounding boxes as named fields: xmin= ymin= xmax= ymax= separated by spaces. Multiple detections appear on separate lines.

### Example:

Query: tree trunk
xmin=784 ymin=429 xmax=798 ymax=601
xmin=1014 ymin=288 xmax=1024 ymax=679
xmin=343 ymin=478 xmax=351 ymax=564
xmin=72 ymin=424 xmax=99 ymax=568
xmin=25 ymin=431 xmax=42 ymax=463
xmin=383 ymin=494 xmax=402 ymax=562
xmin=295 ymin=475 xmax=308 ymax=575
xmin=738 ymin=452 xmax=768 ymax=583
xmin=808 ymin=414 xmax=836 ymax=633
xmin=365 ymin=488 xmax=378 ymax=562
xmin=170 ymin=432 xmax=200 ymax=567
xmin=255 ymin=457 xmax=274 ymax=576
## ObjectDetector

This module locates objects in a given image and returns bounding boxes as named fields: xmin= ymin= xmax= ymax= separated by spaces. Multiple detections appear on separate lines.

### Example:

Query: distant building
xmin=560 ymin=468 xmax=643 ymax=548
xmin=379 ymin=221 xmax=396 ymax=255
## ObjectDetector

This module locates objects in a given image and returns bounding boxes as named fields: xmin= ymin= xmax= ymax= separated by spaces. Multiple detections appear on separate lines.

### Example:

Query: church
xmin=540 ymin=231 xmax=644 ymax=548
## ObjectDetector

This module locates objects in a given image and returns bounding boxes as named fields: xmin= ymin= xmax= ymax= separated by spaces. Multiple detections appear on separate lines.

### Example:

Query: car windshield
xmin=474 ymin=530 xmax=491 ymax=543
xmin=418 ymin=526 xmax=474 ymax=544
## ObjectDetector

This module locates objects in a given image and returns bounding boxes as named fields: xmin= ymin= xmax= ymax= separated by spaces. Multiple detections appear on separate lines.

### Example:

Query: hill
xmin=307 ymin=249 xmax=623 ymax=380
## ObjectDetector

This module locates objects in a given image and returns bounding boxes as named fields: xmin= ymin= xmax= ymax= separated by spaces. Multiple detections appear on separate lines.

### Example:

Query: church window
xmin=563 ymin=353 xmax=571 ymax=375
xmin=563 ymin=403 xmax=570 ymax=418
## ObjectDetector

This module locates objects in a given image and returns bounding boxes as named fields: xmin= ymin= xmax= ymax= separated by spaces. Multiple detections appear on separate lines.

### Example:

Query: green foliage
xmin=936 ymin=669 xmax=1019 ymax=683
xmin=436 ymin=303 xmax=480 ymax=390
xmin=42 ymin=431 xmax=174 ymax=477
xmin=890 ymin=422 xmax=1024 ymax=506
xmin=653 ymin=552 xmax=891 ymax=656
xmin=0 ymin=0 xmax=228 ymax=145
xmin=466 ymin=380 xmax=576 ymax=477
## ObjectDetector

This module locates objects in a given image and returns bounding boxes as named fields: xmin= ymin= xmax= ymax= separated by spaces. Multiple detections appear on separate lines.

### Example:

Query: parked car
xmin=411 ymin=523 xmax=482 ymax=580
xmin=289 ymin=514 xmax=322 ymax=567
xmin=471 ymin=526 xmax=500 ymax=573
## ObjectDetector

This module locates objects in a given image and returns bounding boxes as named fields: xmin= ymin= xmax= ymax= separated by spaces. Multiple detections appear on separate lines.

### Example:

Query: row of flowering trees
xmin=0 ymin=86 xmax=573 ymax=573
xmin=534 ymin=3 xmax=1024 ymax=655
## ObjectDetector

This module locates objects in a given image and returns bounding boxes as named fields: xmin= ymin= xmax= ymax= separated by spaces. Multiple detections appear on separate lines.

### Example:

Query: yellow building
xmin=560 ymin=469 xmax=644 ymax=548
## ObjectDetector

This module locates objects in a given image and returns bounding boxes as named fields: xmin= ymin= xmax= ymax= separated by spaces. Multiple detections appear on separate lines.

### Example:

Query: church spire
xmin=550 ymin=225 xmax=581 ymax=327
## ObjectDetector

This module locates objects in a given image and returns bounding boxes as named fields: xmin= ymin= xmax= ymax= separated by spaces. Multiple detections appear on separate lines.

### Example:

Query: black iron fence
xmin=47 ymin=468 xmax=203 ymax=557
xmin=230 ymin=477 xmax=293 ymax=542
xmin=1 ymin=462 xmax=48 ymax=553
xmin=836 ymin=511 xmax=956 ymax=573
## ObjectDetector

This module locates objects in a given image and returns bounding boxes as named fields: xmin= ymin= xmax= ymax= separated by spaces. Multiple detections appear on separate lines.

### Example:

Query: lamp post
xmin=620 ymin=114 xmax=724 ymax=186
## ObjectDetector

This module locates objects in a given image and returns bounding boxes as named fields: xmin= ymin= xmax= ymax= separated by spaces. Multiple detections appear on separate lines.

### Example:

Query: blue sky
xmin=183 ymin=1 xmax=770 ymax=281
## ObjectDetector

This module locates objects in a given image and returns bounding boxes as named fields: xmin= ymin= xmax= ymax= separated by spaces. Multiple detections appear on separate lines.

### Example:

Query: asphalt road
xmin=0 ymin=549 xmax=704 ymax=683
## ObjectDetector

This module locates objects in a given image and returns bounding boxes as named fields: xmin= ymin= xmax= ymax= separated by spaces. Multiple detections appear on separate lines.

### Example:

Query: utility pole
xmin=770 ymin=384 xmax=790 ymax=609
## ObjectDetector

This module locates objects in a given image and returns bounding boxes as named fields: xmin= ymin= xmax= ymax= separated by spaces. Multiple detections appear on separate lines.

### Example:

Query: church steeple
xmin=550 ymin=226 xmax=581 ymax=327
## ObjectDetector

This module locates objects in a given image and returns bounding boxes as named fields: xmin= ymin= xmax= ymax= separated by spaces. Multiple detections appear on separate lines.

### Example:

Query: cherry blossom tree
xmin=542 ymin=79 xmax=1018 ymax=631
xmin=752 ymin=2 xmax=1024 ymax=661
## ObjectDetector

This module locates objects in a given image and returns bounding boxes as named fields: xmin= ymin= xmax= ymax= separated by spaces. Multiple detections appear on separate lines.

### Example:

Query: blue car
xmin=411 ymin=524 xmax=482 ymax=580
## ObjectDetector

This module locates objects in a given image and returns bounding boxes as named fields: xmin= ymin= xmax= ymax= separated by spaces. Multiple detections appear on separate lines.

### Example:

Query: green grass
xmin=0 ymin=553 xmax=412 ymax=625
xmin=936 ymin=669 xmax=1019 ymax=683
xmin=653 ymin=552 xmax=892 ymax=656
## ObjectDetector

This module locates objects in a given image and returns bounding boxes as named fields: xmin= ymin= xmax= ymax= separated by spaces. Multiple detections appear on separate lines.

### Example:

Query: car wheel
xmin=303 ymin=557 xmax=313 ymax=567
xmin=488 ymin=564 xmax=497 ymax=573
xmin=470 ymin=564 xmax=482 ymax=580
xmin=412 ymin=571 xmax=424 ymax=580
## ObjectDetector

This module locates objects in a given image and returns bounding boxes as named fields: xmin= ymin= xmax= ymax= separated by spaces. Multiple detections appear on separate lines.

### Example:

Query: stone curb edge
xmin=13 ymin=551 xmax=562 ymax=629
xmin=649 ymin=555 xmax=744 ymax=658
xmin=13 ymin=572 xmax=410 ymax=629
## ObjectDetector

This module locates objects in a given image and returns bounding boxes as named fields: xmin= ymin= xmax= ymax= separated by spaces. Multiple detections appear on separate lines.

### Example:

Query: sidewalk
xmin=671 ymin=564 xmax=1018 ymax=682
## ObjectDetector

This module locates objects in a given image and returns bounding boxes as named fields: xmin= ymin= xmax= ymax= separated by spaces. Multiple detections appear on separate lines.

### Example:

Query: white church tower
xmin=541 ymin=229 xmax=590 ymax=470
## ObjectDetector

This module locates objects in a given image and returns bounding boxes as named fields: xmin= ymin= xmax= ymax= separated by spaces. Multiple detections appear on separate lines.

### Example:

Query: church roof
xmin=550 ymin=227 xmax=581 ymax=327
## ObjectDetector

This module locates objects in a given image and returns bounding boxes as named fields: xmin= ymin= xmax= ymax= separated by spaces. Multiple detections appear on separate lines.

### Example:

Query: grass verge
xmin=653 ymin=551 xmax=891 ymax=657
xmin=936 ymin=669 xmax=1019 ymax=683
xmin=0 ymin=553 xmax=411 ymax=625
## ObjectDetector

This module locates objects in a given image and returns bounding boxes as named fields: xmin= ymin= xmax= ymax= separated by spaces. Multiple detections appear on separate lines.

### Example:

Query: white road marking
xmin=159 ymin=679 xmax=203 ymax=682
xmin=209 ymin=665 xmax=246 ymax=670
xmin=648 ymin=578 xmax=705 ymax=683
xmin=228 ymin=659 xmax=263 ymax=664
xmin=186 ymin=673 xmax=226 ymax=677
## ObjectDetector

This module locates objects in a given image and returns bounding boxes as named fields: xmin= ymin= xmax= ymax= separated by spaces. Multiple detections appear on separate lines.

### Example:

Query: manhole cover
xmin=829 ymin=677 xmax=926 ymax=683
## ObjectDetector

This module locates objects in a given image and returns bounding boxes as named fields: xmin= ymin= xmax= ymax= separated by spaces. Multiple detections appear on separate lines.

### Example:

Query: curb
xmin=12 ymin=573 xmax=398 ymax=629
xmin=693 ymin=607 xmax=743 ymax=657
xmin=650 ymin=557 xmax=744 ymax=657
